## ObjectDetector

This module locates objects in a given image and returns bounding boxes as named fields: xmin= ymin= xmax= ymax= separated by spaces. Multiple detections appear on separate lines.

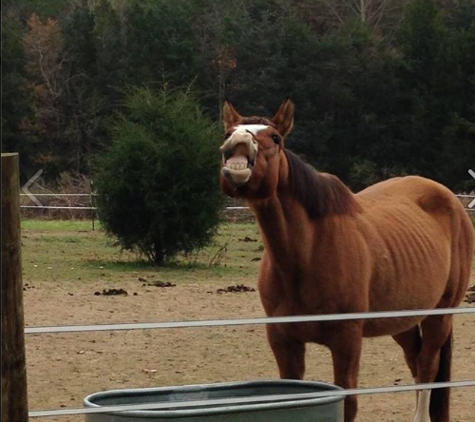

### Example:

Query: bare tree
xmin=299 ymin=0 xmax=410 ymax=34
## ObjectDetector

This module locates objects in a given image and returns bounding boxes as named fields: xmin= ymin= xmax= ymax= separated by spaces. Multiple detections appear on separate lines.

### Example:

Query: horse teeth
xmin=228 ymin=163 xmax=247 ymax=170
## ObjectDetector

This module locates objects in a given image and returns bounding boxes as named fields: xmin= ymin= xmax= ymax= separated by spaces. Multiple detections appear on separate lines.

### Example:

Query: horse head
xmin=219 ymin=99 xmax=294 ymax=199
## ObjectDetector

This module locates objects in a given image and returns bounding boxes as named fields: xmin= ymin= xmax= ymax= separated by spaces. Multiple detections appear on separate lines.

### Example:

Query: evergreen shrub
xmin=95 ymin=87 xmax=223 ymax=263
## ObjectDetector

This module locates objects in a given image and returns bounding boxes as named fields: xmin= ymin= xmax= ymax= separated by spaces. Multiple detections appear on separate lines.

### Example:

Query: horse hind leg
xmin=413 ymin=316 xmax=453 ymax=422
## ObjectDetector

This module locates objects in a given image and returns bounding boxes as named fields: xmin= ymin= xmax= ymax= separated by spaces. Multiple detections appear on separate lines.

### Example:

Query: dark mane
xmin=284 ymin=149 xmax=361 ymax=219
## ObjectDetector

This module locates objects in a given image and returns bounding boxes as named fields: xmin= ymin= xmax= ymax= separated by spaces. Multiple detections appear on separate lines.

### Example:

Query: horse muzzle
xmin=220 ymin=134 xmax=258 ymax=188
xmin=221 ymin=166 xmax=252 ymax=188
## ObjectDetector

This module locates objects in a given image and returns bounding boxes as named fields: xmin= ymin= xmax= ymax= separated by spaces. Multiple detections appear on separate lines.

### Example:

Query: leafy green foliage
xmin=395 ymin=0 xmax=475 ymax=188
xmin=2 ymin=0 xmax=475 ymax=192
xmin=95 ymin=88 xmax=223 ymax=263
xmin=1 ymin=17 xmax=34 ymax=181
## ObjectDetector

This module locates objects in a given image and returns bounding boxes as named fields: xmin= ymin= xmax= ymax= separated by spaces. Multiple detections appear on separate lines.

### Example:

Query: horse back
xmin=358 ymin=175 xmax=471 ymax=236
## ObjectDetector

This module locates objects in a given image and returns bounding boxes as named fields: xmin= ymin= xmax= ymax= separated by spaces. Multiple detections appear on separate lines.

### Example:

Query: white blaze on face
xmin=225 ymin=124 xmax=267 ymax=162
xmin=233 ymin=124 xmax=269 ymax=136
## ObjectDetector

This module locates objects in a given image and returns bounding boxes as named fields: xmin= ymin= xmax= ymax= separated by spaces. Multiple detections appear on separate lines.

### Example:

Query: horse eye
xmin=271 ymin=134 xmax=280 ymax=144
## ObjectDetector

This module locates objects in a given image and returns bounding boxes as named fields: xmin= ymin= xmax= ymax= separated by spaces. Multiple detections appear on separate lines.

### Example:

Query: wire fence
xmin=26 ymin=306 xmax=475 ymax=418
xmin=17 ymin=193 xmax=475 ymax=231
xmin=18 ymin=193 xmax=475 ymax=212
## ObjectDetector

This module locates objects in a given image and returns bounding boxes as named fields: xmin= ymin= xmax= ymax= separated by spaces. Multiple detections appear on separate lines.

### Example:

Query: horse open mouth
xmin=221 ymin=156 xmax=253 ymax=187
xmin=220 ymin=141 xmax=256 ymax=188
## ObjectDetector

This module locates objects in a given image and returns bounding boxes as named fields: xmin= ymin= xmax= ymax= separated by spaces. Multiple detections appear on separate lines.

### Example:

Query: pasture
xmin=23 ymin=219 xmax=475 ymax=422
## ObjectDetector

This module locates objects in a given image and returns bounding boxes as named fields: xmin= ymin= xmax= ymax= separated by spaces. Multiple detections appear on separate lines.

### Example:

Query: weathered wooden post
xmin=1 ymin=153 xmax=29 ymax=422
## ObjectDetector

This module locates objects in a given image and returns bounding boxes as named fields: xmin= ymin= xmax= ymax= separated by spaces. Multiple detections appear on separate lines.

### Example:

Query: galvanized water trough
xmin=84 ymin=380 xmax=344 ymax=421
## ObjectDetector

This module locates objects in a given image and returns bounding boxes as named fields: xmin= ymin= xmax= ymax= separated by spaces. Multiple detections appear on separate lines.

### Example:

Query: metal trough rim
xmin=83 ymin=379 xmax=344 ymax=418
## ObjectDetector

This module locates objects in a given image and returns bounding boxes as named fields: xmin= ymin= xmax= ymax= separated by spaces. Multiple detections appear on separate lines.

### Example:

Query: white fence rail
xmin=25 ymin=306 xmax=475 ymax=334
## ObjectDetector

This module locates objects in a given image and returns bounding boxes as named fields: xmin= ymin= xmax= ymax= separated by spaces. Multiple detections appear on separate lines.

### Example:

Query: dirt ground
xmin=24 ymin=277 xmax=475 ymax=422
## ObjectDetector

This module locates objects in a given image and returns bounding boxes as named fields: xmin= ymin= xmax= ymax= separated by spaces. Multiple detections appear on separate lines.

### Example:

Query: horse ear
xmin=222 ymin=100 xmax=242 ymax=130
xmin=272 ymin=98 xmax=294 ymax=137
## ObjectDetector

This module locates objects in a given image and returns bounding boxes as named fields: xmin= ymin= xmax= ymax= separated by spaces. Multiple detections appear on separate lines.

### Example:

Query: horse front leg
xmin=266 ymin=323 xmax=306 ymax=379
xmin=327 ymin=322 xmax=363 ymax=422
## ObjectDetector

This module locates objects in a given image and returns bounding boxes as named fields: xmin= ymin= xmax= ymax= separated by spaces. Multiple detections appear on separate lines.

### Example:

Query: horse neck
xmin=249 ymin=192 xmax=319 ymax=271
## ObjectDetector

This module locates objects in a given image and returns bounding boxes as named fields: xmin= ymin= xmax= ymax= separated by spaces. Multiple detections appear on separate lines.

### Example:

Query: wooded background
xmin=3 ymin=0 xmax=475 ymax=192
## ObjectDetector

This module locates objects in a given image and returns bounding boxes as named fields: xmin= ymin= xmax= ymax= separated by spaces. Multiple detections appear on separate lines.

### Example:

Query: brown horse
xmin=219 ymin=99 xmax=474 ymax=422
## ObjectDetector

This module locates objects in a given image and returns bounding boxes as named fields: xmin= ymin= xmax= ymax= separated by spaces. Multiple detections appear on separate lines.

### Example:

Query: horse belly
xmin=363 ymin=316 xmax=424 ymax=337
xmin=364 ymin=256 xmax=451 ymax=337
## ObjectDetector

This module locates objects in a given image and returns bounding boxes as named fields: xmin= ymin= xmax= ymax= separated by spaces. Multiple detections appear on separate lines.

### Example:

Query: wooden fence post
xmin=1 ymin=153 xmax=29 ymax=422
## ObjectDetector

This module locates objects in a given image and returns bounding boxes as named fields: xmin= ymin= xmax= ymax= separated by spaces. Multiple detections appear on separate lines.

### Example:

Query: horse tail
xmin=429 ymin=329 xmax=452 ymax=422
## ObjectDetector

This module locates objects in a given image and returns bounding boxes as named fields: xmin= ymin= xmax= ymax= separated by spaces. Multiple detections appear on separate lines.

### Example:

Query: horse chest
xmin=259 ymin=269 xmax=332 ymax=311
xmin=259 ymin=272 xmax=342 ymax=344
